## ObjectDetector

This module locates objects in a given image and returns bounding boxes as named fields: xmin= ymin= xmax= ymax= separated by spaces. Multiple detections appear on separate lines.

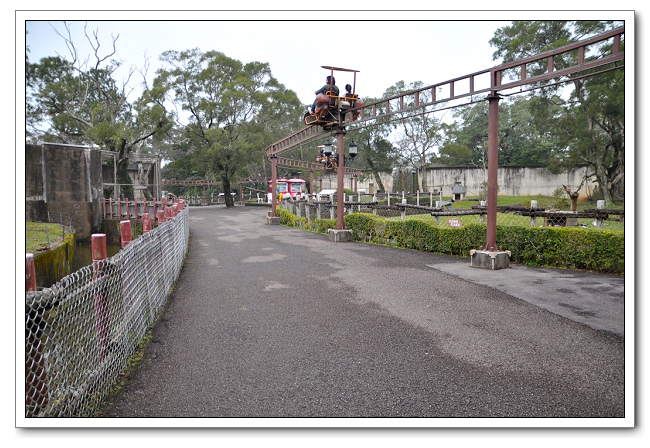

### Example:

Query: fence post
xmin=143 ymin=213 xmax=152 ymax=233
xmin=530 ymin=200 xmax=538 ymax=226
xmin=26 ymin=253 xmax=37 ymax=292
xmin=120 ymin=220 xmax=133 ymax=248
xmin=157 ymin=209 xmax=165 ymax=224
xmin=596 ymin=200 xmax=605 ymax=228
xmin=165 ymin=206 xmax=172 ymax=221
xmin=92 ymin=234 xmax=110 ymax=363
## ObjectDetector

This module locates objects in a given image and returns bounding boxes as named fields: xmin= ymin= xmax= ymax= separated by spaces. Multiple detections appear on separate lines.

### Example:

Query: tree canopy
xmin=488 ymin=20 xmax=625 ymax=204
xmin=27 ymin=20 xmax=625 ymax=205
xmin=156 ymin=48 xmax=303 ymax=206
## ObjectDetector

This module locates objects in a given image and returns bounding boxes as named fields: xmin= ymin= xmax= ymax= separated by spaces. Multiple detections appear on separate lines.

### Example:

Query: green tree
xmin=489 ymin=20 xmax=625 ymax=204
xmin=384 ymin=81 xmax=445 ymax=192
xmin=438 ymin=96 xmax=555 ymax=168
xmin=347 ymin=96 xmax=398 ymax=193
xmin=155 ymin=49 xmax=302 ymax=206
xmin=27 ymin=22 xmax=173 ymax=199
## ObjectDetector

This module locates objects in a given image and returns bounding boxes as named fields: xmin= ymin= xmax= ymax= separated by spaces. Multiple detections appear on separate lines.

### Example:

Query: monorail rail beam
xmin=265 ymin=25 xmax=624 ymax=253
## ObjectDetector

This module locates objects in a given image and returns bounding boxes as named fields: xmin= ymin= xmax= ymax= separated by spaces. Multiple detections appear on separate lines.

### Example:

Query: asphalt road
xmin=101 ymin=204 xmax=626 ymax=421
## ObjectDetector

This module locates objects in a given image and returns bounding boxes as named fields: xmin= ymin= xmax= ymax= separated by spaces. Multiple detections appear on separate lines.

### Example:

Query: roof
xmin=451 ymin=182 xmax=467 ymax=194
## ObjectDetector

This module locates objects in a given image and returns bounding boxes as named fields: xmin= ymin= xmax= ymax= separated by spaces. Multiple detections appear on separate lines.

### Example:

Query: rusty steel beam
xmin=491 ymin=26 xmax=624 ymax=92
xmin=162 ymin=179 xmax=222 ymax=186
xmin=266 ymin=27 xmax=623 ymax=159
xmin=276 ymin=156 xmax=361 ymax=176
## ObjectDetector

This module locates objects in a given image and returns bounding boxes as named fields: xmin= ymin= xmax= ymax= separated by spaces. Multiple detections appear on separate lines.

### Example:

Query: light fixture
xmin=349 ymin=140 xmax=358 ymax=158
xmin=323 ymin=139 xmax=332 ymax=157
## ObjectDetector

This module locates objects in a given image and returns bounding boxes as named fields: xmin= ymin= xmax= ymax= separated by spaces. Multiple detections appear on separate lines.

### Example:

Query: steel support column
xmin=486 ymin=92 xmax=501 ymax=251
xmin=309 ymin=170 xmax=314 ymax=199
xmin=336 ymin=130 xmax=346 ymax=230
xmin=270 ymin=155 xmax=278 ymax=217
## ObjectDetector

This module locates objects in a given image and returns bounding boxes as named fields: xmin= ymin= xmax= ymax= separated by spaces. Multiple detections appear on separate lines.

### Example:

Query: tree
xmin=347 ymin=96 xmax=398 ymax=193
xmin=155 ymin=49 xmax=302 ymax=206
xmin=384 ymin=81 xmax=446 ymax=192
xmin=27 ymin=22 xmax=173 ymax=198
xmin=489 ymin=20 xmax=625 ymax=204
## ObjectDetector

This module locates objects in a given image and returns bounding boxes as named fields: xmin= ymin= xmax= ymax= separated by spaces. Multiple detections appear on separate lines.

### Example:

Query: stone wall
xmin=25 ymin=143 xmax=104 ymax=240
xmin=315 ymin=165 xmax=595 ymax=199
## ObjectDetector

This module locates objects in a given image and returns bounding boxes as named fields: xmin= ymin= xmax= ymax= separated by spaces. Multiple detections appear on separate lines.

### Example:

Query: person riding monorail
xmin=310 ymin=75 xmax=339 ymax=115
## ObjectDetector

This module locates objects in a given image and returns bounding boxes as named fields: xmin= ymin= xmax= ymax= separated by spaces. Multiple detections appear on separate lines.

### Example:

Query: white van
xmin=316 ymin=189 xmax=337 ymax=201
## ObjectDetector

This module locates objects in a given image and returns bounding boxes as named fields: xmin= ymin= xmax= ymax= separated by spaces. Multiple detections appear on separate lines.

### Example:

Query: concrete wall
xmin=25 ymin=143 xmax=104 ymax=241
xmin=315 ymin=165 xmax=595 ymax=199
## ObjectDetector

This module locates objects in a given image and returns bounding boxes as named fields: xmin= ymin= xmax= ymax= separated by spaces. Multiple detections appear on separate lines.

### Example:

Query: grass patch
xmin=26 ymin=222 xmax=66 ymax=251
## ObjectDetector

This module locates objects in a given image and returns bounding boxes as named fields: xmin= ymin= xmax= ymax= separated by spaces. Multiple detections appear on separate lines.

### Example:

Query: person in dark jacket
xmin=310 ymin=76 xmax=339 ymax=114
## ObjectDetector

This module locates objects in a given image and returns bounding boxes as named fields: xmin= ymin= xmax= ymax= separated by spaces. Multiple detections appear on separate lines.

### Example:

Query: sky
xmin=24 ymin=14 xmax=516 ymax=107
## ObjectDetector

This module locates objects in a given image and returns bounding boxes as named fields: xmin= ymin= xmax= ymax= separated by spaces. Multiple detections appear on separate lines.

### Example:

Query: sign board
xmin=447 ymin=218 xmax=463 ymax=228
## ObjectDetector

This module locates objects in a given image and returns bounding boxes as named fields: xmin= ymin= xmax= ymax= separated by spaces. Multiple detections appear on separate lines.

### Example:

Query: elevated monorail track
xmin=266 ymin=26 xmax=624 ymax=158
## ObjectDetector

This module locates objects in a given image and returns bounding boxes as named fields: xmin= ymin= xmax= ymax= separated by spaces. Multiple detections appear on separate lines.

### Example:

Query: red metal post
xmin=309 ymin=170 xmax=314 ymax=199
xmin=133 ymin=198 xmax=138 ymax=222
xmin=92 ymin=234 xmax=110 ymax=362
xmin=120 ymin=220 xmax=132 ymax=248
xmin=485 ymin=92 xmax=501 ymax=251
xmin=336 ymin=131 xmax=346 ymax=230
xmin=109 ymin=198 xmax=113 ymax=219
xmin=26 ymin=253 xmax=37 ymax=292
xmin=142 ymin=213 xmax=152 ymax=233
xmin=118 ymin=199 xmax=122 ymax=221
xmin=125 ymin=198 xmax=129 ymax=220
xmin=165 ymin=206 xmax=172 ymax=221
xmin=157 ymin=209 xmax=165 ymax=224
xmin=270 ymin=155 xmax=278 ymax=217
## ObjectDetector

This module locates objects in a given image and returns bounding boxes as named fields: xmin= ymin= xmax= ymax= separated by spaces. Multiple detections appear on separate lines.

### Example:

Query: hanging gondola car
xmin=304 ymin=66 xmax=364 ymax=129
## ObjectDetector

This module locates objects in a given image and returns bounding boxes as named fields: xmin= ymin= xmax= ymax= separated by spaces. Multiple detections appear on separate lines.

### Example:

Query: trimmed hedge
xmin=277 ymin=209 xmax=624 ymax=275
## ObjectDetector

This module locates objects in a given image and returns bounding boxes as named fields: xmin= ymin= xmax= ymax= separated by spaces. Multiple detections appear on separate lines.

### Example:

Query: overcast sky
xmin=22 ymin=10 xmax=629 ymax=107
xmin=24 ymin=16 xmax=511 ymax=106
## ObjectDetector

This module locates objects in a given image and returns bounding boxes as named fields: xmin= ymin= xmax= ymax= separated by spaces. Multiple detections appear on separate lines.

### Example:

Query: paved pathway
xmin=102 ymin=205 xmax=626 ymax=421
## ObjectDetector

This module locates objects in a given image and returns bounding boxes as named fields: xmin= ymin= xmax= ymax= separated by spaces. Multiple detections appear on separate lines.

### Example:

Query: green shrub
xmin=278 ymin=209 xmax=624 ymax=274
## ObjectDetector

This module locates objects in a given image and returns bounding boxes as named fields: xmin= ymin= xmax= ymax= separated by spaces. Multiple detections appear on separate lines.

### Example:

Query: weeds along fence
xmin=25 ymin=206 xmax=189 ymax=417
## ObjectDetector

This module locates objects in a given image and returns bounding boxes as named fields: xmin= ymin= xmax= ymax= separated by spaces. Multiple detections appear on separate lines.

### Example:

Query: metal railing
xmin=280 ymin=195 xmax=624 ymax=231
xmin=25 ymin=207 xmax=189 ymax=417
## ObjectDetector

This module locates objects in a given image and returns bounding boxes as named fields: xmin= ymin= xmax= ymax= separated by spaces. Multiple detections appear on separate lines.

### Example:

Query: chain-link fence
xmin=281 ymin=193 xmax=624 ymax=232
xmin=25 ymin=207 xmax=189 ymax=417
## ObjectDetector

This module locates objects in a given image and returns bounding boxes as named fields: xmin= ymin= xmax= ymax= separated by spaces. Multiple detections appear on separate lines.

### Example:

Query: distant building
xmin=451 ymin=180 xmax=467 ymax=201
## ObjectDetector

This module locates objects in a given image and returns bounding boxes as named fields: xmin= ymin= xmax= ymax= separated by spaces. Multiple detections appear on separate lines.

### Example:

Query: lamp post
xmin=330 ymin=132 xmax=358 ymax=233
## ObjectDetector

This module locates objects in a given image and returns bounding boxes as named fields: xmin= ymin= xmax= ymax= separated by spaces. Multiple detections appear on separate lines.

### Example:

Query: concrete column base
xmin=266 ymin=216 xmax=281 ymax=225
xmin=470 ymin=249 xmax=511 ymax=270
xmin=328 ymin=229 xmax=352 ymax=242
